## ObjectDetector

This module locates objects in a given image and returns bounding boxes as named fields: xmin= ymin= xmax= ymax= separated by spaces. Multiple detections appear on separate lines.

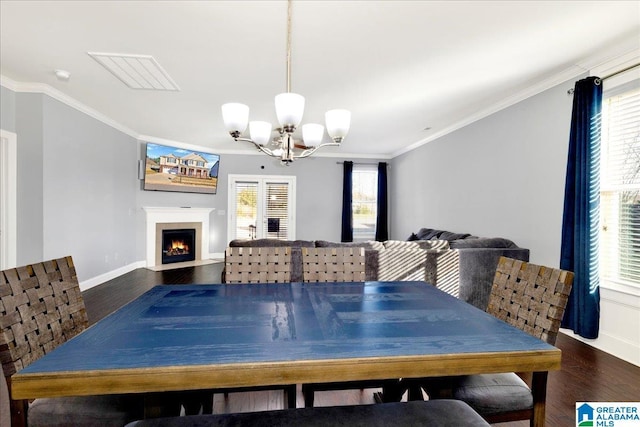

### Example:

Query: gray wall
xmin=42 ymin=96 xmax=138 ymax=280
xmin=2 ymin=89 xmax=139 ymax=280
xmin=390 ymin=78 xmax=578 ymax=267
xmin=14 ymin=93 xmax=45 ymax=265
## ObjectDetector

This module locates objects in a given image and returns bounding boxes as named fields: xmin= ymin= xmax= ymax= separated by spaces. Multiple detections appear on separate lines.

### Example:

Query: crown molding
xmin=1 ymin=74 xmax=139 ymax=139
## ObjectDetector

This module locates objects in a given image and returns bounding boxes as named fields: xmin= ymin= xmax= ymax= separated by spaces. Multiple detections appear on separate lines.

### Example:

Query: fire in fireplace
xmin=162 ymin=229 xmax=196 ymax=264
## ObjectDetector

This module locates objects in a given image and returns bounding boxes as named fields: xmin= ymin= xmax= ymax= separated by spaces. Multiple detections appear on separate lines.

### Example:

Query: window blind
xmin=600 ymin=85 xmax=640 ymax=287
xmin=234 ymin=182 xmax=258 ymax=240
xmin=263 ymin=182 xmax=290 ymax=240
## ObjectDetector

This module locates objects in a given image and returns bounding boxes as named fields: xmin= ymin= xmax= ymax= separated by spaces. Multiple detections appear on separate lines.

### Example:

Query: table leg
xmin=9 ymin=398 xmax=27 ymax=427
xmin=530 ymin=371 xmax=548 ymax=427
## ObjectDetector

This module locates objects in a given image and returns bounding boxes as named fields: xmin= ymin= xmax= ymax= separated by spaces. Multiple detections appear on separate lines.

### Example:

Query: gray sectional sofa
xmin=409 ymin=228 xmax=530 ymax=309
xmin=225 ymin=227 xmax=529 ymax=311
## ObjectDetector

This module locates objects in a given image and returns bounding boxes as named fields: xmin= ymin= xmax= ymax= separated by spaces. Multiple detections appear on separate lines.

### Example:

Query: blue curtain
xmin=341 ymin=161 xmax=353 ymax=242
xmin=375 ymin=162 xmax=388 ymax=241
xmin=560 ymin=76 xmax=602 ymax=339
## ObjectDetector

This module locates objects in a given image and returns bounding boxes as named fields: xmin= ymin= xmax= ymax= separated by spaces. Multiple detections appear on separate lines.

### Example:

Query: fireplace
xmin=162 ymin=229 xmax=196 ymax=264
xmin=143 ymin=207 xmax=214 ymax=269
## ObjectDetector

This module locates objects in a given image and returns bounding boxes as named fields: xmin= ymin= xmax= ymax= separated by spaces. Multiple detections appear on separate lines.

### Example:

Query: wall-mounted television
xmin=143 ymin=142 xmax=220 ymax=194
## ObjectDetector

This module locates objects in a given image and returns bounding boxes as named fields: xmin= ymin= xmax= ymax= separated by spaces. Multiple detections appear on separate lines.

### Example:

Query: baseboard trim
xmin=560 ymin=329 xmax=640 ymax=367
xmin=80 ymin=261 xmax=146 ymax=291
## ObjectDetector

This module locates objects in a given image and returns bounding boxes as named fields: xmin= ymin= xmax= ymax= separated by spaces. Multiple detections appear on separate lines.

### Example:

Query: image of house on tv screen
xmin=144 ymin=143 xmax=220 ymax=194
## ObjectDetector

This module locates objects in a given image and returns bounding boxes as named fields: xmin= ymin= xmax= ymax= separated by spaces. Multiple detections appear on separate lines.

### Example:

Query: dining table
xmin=11 ymin=281 xmax=561 ymax=426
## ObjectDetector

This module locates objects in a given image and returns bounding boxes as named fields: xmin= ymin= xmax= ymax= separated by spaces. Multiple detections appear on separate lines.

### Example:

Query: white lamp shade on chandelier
xmin=221 ymin=102 xmax=249 ymax=135
xmin=301 ymin=123 xmax=324 ymax=147
xmin=249 ymin=121 xmax=273 ymax=146
xmin=325 ymin=109 xmax=351 ymax=141
xmin=275 ymin=92 xmax=305 ymax=128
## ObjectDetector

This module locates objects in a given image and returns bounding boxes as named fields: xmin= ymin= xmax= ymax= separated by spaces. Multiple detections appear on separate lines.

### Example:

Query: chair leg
xmin=407 ymin=385 xmax=424 ymax=401
xmin=302 ymin=384 xmax=314 ymax=407
xmin=379 ymin=379 xmax=406 ymax=402
xmin=285 ymin=385 xmax=297 ymax=409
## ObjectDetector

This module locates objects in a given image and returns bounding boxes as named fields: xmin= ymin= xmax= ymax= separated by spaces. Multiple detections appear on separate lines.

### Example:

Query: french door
xmin=227 ymin=175 xmax=296 ymax=241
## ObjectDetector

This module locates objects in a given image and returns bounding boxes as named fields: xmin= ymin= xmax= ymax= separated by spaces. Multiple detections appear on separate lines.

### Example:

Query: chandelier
xmin=221 ymin=0 xmax=351 ymax=164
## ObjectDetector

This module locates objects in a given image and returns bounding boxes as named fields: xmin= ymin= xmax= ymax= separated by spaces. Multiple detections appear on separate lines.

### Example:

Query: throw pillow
xmin=415 ymin=228 xmax=445 ymax=240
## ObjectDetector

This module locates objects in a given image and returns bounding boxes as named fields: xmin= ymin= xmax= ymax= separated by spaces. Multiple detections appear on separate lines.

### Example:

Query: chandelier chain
xmin=286 ymin=0 xmax=292 ymax=93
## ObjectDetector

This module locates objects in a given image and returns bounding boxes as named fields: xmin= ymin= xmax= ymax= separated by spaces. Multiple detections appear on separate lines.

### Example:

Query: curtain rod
xmin=336 ymin=161 xmax=387 ymax=165
xmin=600 ymin=62 xmax=640 ymax=81
xmin=567 ymin=62 xmax=640 ymax=95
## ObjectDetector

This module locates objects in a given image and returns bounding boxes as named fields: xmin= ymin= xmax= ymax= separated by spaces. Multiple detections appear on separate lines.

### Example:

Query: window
xmin=352 ymin=164 xmax=378 ymax=241
xmin=228 ymin=175 xmax=296 ymax=241
xmin=600 ymin=74 xmax=640 ymax=292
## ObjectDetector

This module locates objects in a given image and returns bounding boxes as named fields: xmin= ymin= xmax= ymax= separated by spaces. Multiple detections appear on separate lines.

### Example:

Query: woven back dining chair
xmin=205 ymin=246 xmax=296 ymax=410
xmin=421 ymin=256 xmax=574 ymax=424
xmin=224 ymin=246 xmax=292 ymax=283
xmin=301 ymin=247 xmax=366 ymax=283
xmin=300 ymin=246 xmax=370 ymax=406
xmin=0 ymin=256 xmax=144 ymax=427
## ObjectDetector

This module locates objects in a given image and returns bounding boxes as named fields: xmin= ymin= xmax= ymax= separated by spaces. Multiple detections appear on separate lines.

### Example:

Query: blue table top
xmin=21 ymin=281 xmax=555 ymax=374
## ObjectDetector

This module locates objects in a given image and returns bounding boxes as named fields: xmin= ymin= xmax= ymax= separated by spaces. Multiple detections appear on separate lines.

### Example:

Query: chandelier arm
xmin=293 ymin=142 xmax=341 ymax=159
xmin=234 ymin=137 xmax=281 ymax=158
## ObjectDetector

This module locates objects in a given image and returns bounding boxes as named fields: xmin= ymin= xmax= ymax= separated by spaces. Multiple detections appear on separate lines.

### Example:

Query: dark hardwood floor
xmin=82 ymin=264 xmax=640 ymax=426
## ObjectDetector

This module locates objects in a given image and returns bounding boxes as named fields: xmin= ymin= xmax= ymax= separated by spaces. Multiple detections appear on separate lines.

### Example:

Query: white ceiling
xmin=1 ymin=1 xmax=639 ymax=159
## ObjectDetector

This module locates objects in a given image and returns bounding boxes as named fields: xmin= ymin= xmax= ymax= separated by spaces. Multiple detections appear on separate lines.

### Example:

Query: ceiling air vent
xmin=88 ymin=52 xmax=180 ymax=91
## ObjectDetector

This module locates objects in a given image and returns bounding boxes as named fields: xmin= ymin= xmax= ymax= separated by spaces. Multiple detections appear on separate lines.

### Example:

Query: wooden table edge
xmin=12 ymin=348 xmax=561 ymax=399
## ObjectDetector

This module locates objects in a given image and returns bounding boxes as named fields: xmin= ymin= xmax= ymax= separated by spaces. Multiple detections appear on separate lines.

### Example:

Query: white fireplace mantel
xmin=143 ymin=207 xmax=214 ymax=268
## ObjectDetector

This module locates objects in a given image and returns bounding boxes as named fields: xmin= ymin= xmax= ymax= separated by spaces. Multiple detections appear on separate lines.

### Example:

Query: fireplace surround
xmin=143 ymin=207 xmax=214 ymax=268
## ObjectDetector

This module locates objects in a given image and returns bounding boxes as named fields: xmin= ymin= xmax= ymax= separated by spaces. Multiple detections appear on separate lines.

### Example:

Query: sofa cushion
xmin=315 ymin=240 xmax=384 ymax=251
xmin=438 ymin=231 xmax=472 ymax=241
xmin=383 ymin=240 xmax=449 ymax=250
xmin=449 ymin=237 xmax=518 ymax=249
xmin=229 ymin=239 xmax=315 ymax=248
